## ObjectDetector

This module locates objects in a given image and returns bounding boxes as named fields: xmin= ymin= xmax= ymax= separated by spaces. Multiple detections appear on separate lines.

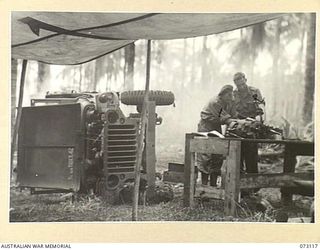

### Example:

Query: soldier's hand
xmin=256 ymin=108 xmax=264 ymax=115
xmin=237 ymin=118 xmax=256 ymax=128
xmin=236 ymin=119 xmax=249 ymax=125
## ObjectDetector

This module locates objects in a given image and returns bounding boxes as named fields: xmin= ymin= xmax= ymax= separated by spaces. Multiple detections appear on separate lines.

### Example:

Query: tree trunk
xmin=37 ymin=62 xmax=50 ymax=93
xmin=200 ymin=36 xmax=210 ymax=88
xmin=190 ymin=39 xmax=196 ymax=91
xmin=93 ymin=57 xmax=105 ymax=91
xmin=237 ymin=29 xmax=245 ymax=72
xmin=124 ymin=43 xmax=135 ymax=90
xmin=182 ymin=39 xmax=187 ymax=87
xmin=84 ymin=62 xmax=95 ymax=91
xmin=248 ymin=53 xmax=255 ymax=84
xmin=114 ymin=50 xmax=123 ymax=83
xmin=272 ymin=19 xmax=281 ymax=117
xmin=303 ymin=13 xmax=316 ymax=124
xmin=106 ymin=55 xmax=114 ymax=90
xmin=78 ymin=64 xmax=83 ymax=92
xmin=293 ymin=19 xmax=306 ymax=122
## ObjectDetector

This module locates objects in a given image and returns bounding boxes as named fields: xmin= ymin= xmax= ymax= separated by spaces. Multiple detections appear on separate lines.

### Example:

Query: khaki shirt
xmin=198 ymin=96 xmax=237 ymax=132
xmin=233 ymin=86 xmax=263 ymax=119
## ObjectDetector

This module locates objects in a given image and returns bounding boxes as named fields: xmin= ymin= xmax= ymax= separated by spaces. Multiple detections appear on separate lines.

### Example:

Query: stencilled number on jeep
xmin=67 ymin=148 xmax=74 ymax=180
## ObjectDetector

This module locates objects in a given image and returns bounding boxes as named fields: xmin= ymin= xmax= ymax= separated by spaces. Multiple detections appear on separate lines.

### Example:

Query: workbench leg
xmin=281 ymin=144 xmax=297 ymax=204
xmin=224 ymin=141 xmax=241 ymax=216
xmin=183 ymin=134 xmax=196 ymax=208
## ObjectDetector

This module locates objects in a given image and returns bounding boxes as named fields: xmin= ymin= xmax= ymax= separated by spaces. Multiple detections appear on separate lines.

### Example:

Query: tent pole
xmin=132 ymin=40 xmax=151 ymax=221
xmin=11 ymin=59 xmax=28 ymax=178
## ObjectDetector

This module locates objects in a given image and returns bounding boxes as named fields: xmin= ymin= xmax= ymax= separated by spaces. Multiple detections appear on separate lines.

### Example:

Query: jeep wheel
xmin=120 ymin=90 xmax=175 ymax=106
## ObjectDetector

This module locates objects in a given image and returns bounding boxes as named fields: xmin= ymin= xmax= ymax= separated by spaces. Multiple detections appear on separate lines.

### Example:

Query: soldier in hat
xmin=197 ymin=84 xmax=238 ymax=186
xmin=233 ymin=72 xmax=265 ymax=176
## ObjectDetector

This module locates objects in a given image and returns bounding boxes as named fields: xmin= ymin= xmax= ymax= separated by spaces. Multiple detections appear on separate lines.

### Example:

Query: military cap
xmin=233 ymin=72 xmax=246 ymax=81
xmin=218 ymin=84 xmax=233 ymax=96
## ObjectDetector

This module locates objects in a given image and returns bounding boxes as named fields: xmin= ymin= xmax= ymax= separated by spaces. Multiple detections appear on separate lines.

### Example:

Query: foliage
xmin=303 ymin=13 xmax=316 ymax=124
xmin=280 ymin=117 xmax=314 ymax=141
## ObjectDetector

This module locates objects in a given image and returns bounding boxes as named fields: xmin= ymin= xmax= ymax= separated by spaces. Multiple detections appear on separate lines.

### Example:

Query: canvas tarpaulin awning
xmin=11 ymin=12 xmax=284 ymax=65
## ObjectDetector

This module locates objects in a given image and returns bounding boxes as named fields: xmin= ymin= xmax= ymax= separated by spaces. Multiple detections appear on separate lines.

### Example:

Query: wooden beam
xmin=11 ymin=59 xmax=18 ymax=138
xmin=183 ymin=133 xmax=196 ymax=207
xmin=11 ymin=59 xmax=28 ymax=177
xmin=195 ymin=184 xmax=224 ymax=200
xmin=132 ymin=40 xmax=151 ymax=221
xmin=281 ymin=143 xmax=298 ymax=204
xmin=168 ymin=162 xmax=184 ymax=172
xmin=284 ymin=142 xmax=314 ymax=156
xmin=163 ymin=171 xmax=184 ymax=183
xmin=240 ymin=172 xmax=314 ymax=189
xmin=259 ymin=150 xmax=283 ymax=157
xmin=224 ymin=140 xmax=241 ymax=216
xmin=189 ymin=137 xmax=229 ymax=155
xmin=145 ymin=100 xmax=156 ymax=198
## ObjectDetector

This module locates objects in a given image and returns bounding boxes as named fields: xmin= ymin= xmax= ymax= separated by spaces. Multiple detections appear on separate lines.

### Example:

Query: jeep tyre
xmin=120 ymin=90 xmax=175 ymax=106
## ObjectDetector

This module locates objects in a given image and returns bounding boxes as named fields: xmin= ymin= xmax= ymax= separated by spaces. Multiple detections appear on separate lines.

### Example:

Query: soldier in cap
xmin=197 ymin=84 xmax=238 ymax=186
xmin=233 ymin=72 xmax=265 ymax=176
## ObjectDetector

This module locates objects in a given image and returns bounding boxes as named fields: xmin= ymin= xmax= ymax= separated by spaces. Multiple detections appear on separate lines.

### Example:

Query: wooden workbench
xmin=183 ymin=134 xmax=314 ymax=216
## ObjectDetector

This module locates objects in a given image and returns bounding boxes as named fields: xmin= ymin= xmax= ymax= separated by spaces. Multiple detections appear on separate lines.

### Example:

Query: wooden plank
xmin=220 ymin=138 xmax=314 ymax=144
xmin=281 ymin=143 xmax=298 ymax=204
xmin=168 ymin=162 xmax=184 ymax=172
xmin=283 ymin=142 xmax=314 ymax=156
xmin=132 ymin=40 xmax=151 ymax=221
xmin=240 ymin=172 xmax=314 ymax=189
xmin=11 ymin=59 xmax=18 ymax=138
xmin=194 ymin=184 xmax=224 ymax=200
xmin=190 ymin=137 xmax=229 ymax=155
xmin=283 ymin=186 xmax=314 ymax=196
xmin=183 ymin=134 xmax=196 ymax=207
xmin=224 ymin=140 xmax=241 ymax=216
xmin=259 ymin=150 xmax=283 ymax=157
xmin=11 ymin=59 xmax=28 ymax=177
xmin=163 ymin=171 xmax=184 ymax=183
xmin=146 ymin=101 xmax=156 ymax=198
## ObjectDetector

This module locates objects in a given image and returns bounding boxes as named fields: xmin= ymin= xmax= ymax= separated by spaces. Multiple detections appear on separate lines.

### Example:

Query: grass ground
xmin=9 ymin=186 xmax=312 ymax=222
xmin=9 ymin=143 xmax=314 ymax=223
xmin=10 ymin=187 xmax=226 ymax=222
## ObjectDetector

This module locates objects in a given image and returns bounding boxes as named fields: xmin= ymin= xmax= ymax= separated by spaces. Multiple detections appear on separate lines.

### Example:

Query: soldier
xmin=233 ymin=72 xmax=264 ymax=176
xmin=197 ymin=84 xmax=238 ymax=186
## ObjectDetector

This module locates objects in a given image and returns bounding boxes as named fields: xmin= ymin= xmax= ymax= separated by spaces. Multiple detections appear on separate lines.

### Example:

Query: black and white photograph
xmin=9 ymin=11 xmax=315 ymax=226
